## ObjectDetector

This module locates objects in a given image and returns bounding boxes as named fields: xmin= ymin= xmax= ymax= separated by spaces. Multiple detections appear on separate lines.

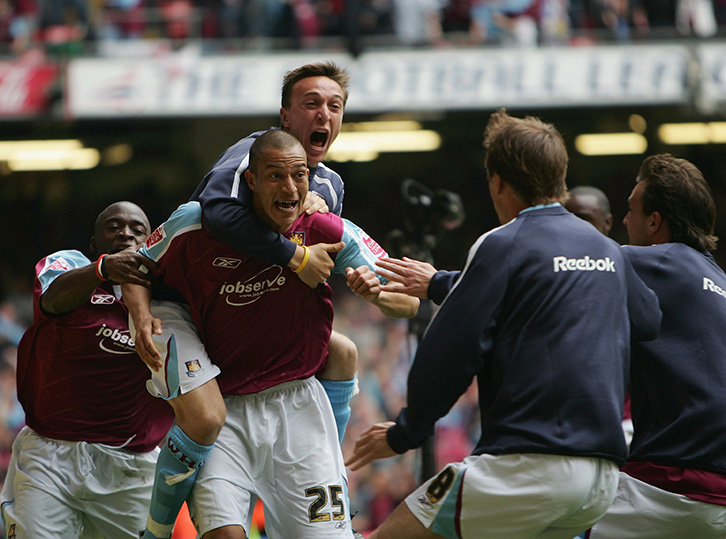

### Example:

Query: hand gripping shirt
xmin=17 ymin=251 xmax=174 ymax=452
xmin=140 ymin=201 xmax=387 ymax=396
xmin=191 ymin=128 xmax=345 ymax=267
xmin=622 ymin=243 xmax=726 ymax=503
xmin=387 ymin=205 xmax=661 ymax=466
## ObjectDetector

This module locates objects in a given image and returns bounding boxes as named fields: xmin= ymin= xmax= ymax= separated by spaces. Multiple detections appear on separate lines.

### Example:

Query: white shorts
xmin=188 ymin=377 xmax=354 ymax=538
xmin=0 ymin=427 xmax=159 ymax=539
xmin=405 ymin=452 xmax=619 ymax=539
xmin=589 ymin=471 xmax=726 ymax=538
xmin=139 ymin=300 xmax=221 ymax=400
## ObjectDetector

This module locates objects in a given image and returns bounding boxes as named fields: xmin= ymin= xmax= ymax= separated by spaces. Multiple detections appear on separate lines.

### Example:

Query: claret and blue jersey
xmin=140 ymin=201 xmax=387 ymax=396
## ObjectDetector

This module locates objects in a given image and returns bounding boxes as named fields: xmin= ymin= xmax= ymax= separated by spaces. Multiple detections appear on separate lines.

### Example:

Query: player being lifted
xmin=125 ymin=129 xmax=418 ymax=538
xmin=131 ymin=62 xmax=362 ymax=538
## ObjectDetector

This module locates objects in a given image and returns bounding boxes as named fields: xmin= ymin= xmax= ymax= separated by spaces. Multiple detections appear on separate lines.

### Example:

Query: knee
xmin=172 ymin=384 xmax=226 ymax=444
xmin=322 ymin=331 xmax=358 ymax=381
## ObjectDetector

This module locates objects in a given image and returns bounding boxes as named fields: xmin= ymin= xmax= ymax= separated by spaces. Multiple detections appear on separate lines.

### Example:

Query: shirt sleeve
xmin=333 ymin=219 xmax=389 ymax=282
xmin=621 ymin=246 xmax=662 ymax=342
xmin=195 ymin=166 xmax=297 ymax=267
xmin=428 ymin=270 xmax=461 ymax=304
xmin=37 ymin=250 xmax=91 ymax=294
xmin=387 ymin=234 xmax=508 ymax=453
xmin=140 ymin=202 xmax=202 ymax=264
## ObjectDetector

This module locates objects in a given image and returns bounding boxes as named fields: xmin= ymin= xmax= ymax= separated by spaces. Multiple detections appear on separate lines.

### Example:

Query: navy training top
xmin=388 ymin=205 xmax=661 ymax=466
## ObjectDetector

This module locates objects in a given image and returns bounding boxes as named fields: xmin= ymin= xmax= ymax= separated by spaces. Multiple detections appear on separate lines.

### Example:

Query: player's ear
xmin=89 ymin=236 xmax=98 ymax=257
xmin=280 ymin=108 xmax=290 ymax=128
xmin=604 ymin=213 xmax=614 ymax=235
xmin=245 ymin=169 xmax=257 ymax=192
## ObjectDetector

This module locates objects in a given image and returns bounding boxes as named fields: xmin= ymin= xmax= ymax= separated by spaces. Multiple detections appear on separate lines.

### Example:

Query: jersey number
xmin=426 ymin=467 xmax=455 ymax=504
xmin=306 ymin=485 xmax=345 ymax=522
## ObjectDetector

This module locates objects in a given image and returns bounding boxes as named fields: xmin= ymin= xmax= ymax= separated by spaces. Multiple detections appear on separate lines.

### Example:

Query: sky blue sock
xmin=143 ymin=424 xmax=213 ymax=539
xmin=319 ymin=377 xmax=357 ymax=444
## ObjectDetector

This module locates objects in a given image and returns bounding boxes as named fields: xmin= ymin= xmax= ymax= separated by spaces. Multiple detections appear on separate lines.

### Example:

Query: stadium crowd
xmin=2 ymin=0 xmax=726 ymax=56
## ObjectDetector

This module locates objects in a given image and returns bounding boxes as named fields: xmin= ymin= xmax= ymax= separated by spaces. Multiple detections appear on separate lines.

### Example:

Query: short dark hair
xmin=568 ymin=186 xmax=611 ymax=215
xmin=281 ymin=62 xmax=350 ymax=109
xmin=483 ymin=108 xmax=568 ymax=205
xmin=637 ymin=153 xmax=717 ymax=251
xmin=249 ymin=130 xmax=305 ymax=173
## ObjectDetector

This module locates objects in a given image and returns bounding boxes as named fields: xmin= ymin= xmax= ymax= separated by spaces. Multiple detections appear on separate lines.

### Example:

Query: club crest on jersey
xmin=145 ymin=225 xmax=166 ymax=248
xmin=289 ymin=231 xmax=305 ymax=246
xmin=185 ymin=359 xmax=204 ymax=376
xmin=91 ymin=294 xmax=116 ymax=305
xmin=214 ymin=257 xmax=241 ymax=269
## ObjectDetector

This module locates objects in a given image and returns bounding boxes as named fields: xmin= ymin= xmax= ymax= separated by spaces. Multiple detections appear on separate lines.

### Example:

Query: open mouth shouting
xmin=275 ymin=200 xmax=299 ymax=212
xmin=310 ymin=130 xmax=329 ymax=151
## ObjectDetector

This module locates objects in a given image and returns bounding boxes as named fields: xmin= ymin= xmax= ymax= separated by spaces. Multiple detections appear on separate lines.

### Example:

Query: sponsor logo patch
xmin=145 ymin=225 xmax=165 ymax=248
xmin=48 ymin=258 xmax=71 ymax=272
xmin=363 ymin=233 xmax=387 ymax=259
xmin=94 ymin=324 xmax=135 ymax=354
xmin=703 ymin=277 xmax=726 ymax=300
xmin=213 ymin=257 xmax=241 ymax=269
xmin=218 ymin=266 xmax=286 ymax=306
xmin=553 ymin=255 xmax=615 ymax=273
xmin=91 ymin=294 xmax=116 ymax=305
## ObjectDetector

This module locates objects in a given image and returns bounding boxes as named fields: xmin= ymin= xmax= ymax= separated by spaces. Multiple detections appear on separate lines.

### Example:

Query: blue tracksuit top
xmin=388 ymin=205 xmax=661 ymax=466
xmin=191 ymin=128 xmax=344 ymax=267
xmin=624 ymin=243 xmax=726 ymax=475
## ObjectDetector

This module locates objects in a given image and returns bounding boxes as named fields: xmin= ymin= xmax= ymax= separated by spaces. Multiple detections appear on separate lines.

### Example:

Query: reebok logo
xmin=553 ymin=256 xmax=616 ymax=273
xmin=703 ymin=277 xmax=726 ymax=300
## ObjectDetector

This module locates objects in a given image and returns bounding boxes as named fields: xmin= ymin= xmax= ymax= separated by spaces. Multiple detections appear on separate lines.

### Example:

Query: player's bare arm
xmin=376 ymin=257 xmax=438 ymax=299
xmin=121 ymin=281 xmax=164 ymax=371
xmin=345 ymin=266 xmax=420 ymax=319
xmin=41 ymin=249 xmax=156 ymax=315
xmin=345 ymin=421 xmax=398 ymax=471
xmin=293 ymin=241 xmax=345 ymax=288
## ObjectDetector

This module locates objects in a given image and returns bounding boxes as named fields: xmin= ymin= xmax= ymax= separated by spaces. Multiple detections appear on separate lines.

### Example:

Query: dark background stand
xmin=386 ymin=179 xmax=465 ymax=482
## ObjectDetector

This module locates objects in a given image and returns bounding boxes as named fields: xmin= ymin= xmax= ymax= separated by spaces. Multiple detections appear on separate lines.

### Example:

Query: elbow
xmin=406 ymin=298 xmax=421 ymax=319
xmin=392 ymin=297 xmax=420 ymax=319
xmin=632 ymin=312 xmax=662 ymax=342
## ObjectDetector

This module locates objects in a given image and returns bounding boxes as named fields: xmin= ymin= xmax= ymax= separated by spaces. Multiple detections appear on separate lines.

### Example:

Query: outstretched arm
xmin=376 ymin=257 xmax=438 ymax=299
xmin=345 ymin=266 xmax=419 ymax=319
xmin=42 ymin=248 xmax=154 ymax=315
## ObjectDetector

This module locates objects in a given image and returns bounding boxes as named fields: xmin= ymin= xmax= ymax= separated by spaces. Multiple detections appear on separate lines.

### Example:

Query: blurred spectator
xmin=539 ymin=0 xmax=571 ymax=43
xmin=587 ymin=0 xmax=649 ymax=41
xmin=1 ymin=0 xmax=37 ymax=52
xmin=391 ymin=0 xmax=446 ymax=46
xmin=159 ymin=0 xmax=194 ymax=40
xmin=97 ymin=0 xmax=147 ymax=40
xmin=676 ymin=0 xmax=717 ymax=36
xmin=469 ymin=0 xmax=538 ymax=45
xmin=216 ymin=0 xmax=245 ymax=38
xmin=37 ymin=0 xmax=90 ymax=56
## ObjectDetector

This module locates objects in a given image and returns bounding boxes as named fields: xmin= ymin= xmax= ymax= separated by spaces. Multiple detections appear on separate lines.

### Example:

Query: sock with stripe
xmin=143 ymin=424 xmax=213 ymax=539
